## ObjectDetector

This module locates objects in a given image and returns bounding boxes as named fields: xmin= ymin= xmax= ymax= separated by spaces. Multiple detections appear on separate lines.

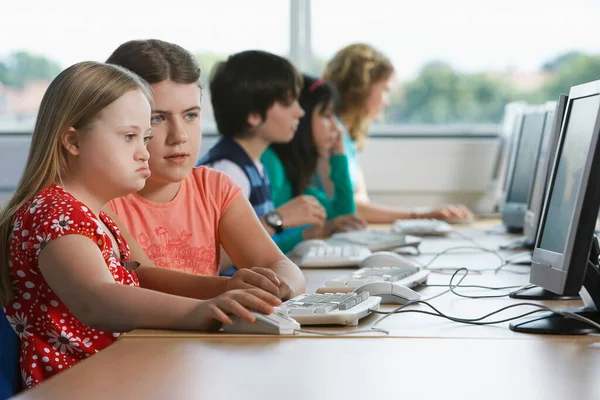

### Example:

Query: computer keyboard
xmin=298 ymin=244 xmax=372 ymax=268
xmin=392 ymin=218 xmax=453 ymax=236
xmin=275 ymin=292 xmax=381 ymax=326
xmin=316 ymin=266 xmax=431 ymax=294
xmin=329 ymin=230 xmax=421 ymax=252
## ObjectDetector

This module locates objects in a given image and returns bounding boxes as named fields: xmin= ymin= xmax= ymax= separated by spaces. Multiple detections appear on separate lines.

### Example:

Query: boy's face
xmin=146 ymin=80 xmax=202 ymax=184
xmin=251 ymin=99 xmax=305 ymax=144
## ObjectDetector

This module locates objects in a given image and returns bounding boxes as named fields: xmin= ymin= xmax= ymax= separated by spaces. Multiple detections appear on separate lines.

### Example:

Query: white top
xmin=209 ymin=159 xmax=265 ymax=199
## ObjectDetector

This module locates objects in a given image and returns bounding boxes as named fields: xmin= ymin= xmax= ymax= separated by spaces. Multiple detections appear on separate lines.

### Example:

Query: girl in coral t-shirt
xmin=105 ymin=39 xmax=305 ymax=297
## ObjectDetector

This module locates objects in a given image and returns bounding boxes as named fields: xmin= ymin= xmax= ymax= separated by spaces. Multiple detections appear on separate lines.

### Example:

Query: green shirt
xmin=261 ymin=148 xmax=356 ymax=218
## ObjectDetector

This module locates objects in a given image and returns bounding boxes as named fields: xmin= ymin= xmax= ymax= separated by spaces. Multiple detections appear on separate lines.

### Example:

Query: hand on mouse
xmin=198 ymin=288 xmax=282 ymax=329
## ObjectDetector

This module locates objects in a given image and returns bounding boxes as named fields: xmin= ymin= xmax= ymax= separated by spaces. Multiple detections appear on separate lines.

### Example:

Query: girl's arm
xmin=38 ymin=235 xmax=281 ymax=332
xmin=103 ymin=207 xmax=282 ymax=299
xmin=219 ymin=196 xmax=306 ymax=299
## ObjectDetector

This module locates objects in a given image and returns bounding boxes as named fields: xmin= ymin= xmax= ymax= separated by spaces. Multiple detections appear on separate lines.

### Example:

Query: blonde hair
xmin=323 ymin=43 xmax=394 ymax=148
xmin=0 ymin=61 xmax=151 ymax=306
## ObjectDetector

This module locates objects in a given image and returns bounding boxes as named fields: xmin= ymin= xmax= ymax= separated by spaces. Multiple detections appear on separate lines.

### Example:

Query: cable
xmin=369 ymin=300 xmax=600 ymax=333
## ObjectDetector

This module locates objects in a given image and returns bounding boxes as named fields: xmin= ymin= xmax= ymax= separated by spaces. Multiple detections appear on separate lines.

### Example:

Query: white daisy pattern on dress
xmin=6 ymin=312 xmax=33 ymax=339
xmin=28 ymin=199 xmax=44 ymax=214
xmin=4 ymin=184 xmax=139 ymax=388
xmin=51 ymin=214 xmax=73 ymax=233
xmin=47 ymin=329 xmax=80 ymax=354
xmin=33 ymin=232 xmax=51 ymax=256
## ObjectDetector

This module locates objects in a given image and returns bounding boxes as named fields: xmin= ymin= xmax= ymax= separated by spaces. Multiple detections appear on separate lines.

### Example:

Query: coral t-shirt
xmin=107 ymin=167 xmax=242 ymax=276
xmin=4 ymin=184 xmax=139 ymax=388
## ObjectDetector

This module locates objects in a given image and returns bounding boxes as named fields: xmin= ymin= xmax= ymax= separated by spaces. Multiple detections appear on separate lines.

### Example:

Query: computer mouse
xmin=222 ymin=311 xmax=300 ymax=335
xmin=359 ymin=251 xmax=420 ymax=269
xmin=354 ymin=281 xmax=420 ymax=304
xmin=291 ymin=239 xmax=329 ymax=257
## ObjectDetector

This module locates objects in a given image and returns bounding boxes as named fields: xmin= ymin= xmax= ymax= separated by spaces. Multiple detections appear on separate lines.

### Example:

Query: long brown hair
xmin=323 ymin=43 xmax=394 ymax=149
xmin=0 ymin=61 xmax=151 ymax=306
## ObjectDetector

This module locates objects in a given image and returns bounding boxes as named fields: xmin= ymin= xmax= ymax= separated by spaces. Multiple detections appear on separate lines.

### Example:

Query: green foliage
xmin=384 ymin=52 xmax=600 ymax=124
xmin=387 ymin=61 xmax=514 ymax=124
xmin=0 ymin=51 xmax=62 ymax=87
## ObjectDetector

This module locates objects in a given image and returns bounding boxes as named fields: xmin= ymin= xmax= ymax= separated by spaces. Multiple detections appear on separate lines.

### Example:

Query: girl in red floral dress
xmin=0 ymin=61 xmax=281 ymax=389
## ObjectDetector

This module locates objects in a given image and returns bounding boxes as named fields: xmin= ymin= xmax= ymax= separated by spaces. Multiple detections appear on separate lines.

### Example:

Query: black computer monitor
xmin=501 ymin=107 xmax=547 ymax=231
xmin=523 ymin=97 xmax=568 ymax=244
xmin=510 ymin=80 xmax=600 ymax=335
xmin=492 ymin=103 xmax=527 ymax=213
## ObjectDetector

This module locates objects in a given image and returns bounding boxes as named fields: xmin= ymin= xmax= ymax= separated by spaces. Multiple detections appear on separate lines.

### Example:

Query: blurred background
xmin=1 ymin=0 xmax=599 ymax=209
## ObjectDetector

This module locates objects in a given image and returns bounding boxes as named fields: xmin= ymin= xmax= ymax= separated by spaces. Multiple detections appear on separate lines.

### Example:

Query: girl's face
xmin=146 ymin=80 xmax=202 ymax=184
xmin=311 ymin=99 xmax=340 ymax=152
xmin=365 ymin=73 xmax=395 ymax=118
xmin=71 ymin=89 xmax=152 ymax=199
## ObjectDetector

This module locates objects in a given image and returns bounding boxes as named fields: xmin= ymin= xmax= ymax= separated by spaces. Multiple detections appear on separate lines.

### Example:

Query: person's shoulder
xmin=191 ymin=165 xmax=238 ymax=190
xmin=14 ymin=185 xmax=99 ymax=238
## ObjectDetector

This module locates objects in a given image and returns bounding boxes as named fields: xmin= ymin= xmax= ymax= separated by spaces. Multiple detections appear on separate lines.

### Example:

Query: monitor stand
xmin=500 ymin=237 xmax=534 ymax=251
xmin=509 ymin=285 xmax=580 ymax=300
xmin=509 ymin=237 xmax=600 ymax=334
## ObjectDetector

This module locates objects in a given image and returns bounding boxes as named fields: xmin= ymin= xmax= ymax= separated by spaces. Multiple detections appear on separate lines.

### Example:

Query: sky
xmin=1 ymin=0 xmax=600 ymax=80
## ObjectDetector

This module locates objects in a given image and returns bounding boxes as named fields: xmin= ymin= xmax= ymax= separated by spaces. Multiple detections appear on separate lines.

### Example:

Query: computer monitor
xmin=491 ymin=102 xmax=528 ymax=213
xmin=510 ymin=80 xmax=600 ymax=335
xmin=523 ymin=97 xmax=567 ymax=244
xmin=501 ymin=107 xmax=547 ymax=231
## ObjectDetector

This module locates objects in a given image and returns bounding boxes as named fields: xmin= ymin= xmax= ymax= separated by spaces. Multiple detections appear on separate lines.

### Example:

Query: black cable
xmin=371 ymin=301 xmax=555 ymax=326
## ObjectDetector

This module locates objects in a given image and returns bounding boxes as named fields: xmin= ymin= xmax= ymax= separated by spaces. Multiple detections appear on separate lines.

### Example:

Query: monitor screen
xmin=539 ymin=94 xmax=600 ymax=254
xmin=506 ymin=113 xmax=546 ymax=203
xmin=527 ymin=110 xmax=556 ymax=209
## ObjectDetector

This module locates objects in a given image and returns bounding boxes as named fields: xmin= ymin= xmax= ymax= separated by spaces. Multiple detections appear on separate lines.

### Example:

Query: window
xmin=311 ymin=0 xmax=600 ymax=125
xmin=0 ymin=0 xmax=289 ymax=132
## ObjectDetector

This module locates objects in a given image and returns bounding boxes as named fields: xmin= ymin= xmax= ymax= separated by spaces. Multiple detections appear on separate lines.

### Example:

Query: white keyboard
xmin=298 ymin=244 xmax=372 ymax=268
xmin=329 ymin=230 xmax=421 ymax=252
xmin=392 ymin=219 xmax=452 ymax=236
xmin=275 ymin=292 xmax=381 ymax=326
xmin=317 ymin=266 xmax=431 ymax=293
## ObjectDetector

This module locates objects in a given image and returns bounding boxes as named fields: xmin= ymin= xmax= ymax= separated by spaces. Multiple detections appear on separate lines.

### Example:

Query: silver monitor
xmin=501 ymin=106 xmax=548 ymax=231
xmin=523 ymin=96 xmax=567 ymax=244
xmin=511 ymin=80 xmax=600 ymax=335
xmin=491 ymin=102 xmax=528 ymax=212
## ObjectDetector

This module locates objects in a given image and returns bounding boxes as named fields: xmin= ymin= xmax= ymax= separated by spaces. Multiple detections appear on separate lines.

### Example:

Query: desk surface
xmin=17 ymin=336 xmax=600 ymax=400
xmin=14 ymin=221 xmax=600 ymax=399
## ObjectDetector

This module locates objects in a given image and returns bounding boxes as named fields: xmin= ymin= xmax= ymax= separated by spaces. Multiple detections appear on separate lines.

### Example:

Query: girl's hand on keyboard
xmin=276 ymin=195 xmax=326 ymax=228
xmin=303 ymin=214 xmax=366 ymax=239
xmin=247 ymin=267 xmax=294 ymax=301
xmin=424 ymin=204 xmax=474 ymax=222
xmin=199 ymin=288 xmax=282 ymax=327
xmin=227 ymin=268 xmax=283 ymax=297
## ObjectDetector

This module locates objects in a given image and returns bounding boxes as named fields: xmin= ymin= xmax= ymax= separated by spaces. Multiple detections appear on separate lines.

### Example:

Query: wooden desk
xmin=14 ymin=221 xmax=600 ymax=399
xmin=16 ymin=336 xmax=600 ymax=400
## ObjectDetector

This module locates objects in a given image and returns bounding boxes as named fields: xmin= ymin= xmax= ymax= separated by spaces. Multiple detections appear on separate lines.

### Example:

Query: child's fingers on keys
xmin=240 ymin=271 xmax=280 ymax=296
xmin=250 ymin=267 xmax=281 ymax=286
xmin=242 ymin=289 xmax=282 ymax=308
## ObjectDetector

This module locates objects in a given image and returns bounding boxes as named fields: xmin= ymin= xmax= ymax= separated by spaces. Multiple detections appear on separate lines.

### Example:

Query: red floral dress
xmin=3 ymin=184 xmax=139 ymax=388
